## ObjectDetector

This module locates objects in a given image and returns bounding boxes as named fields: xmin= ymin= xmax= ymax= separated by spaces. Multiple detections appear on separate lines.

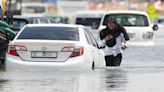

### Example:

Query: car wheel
xmin=92 ymin=62 xmax=95 ymax=70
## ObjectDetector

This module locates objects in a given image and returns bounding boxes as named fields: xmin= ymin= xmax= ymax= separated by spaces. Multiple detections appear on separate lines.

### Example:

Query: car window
xmin=32 ymin=18 xmax=58 ymax=24
xmin=52 ymin=17 xmax=69 ymax=24
xmin=84 ymin=28 xmax=93 ymax=45
xmin=2 ymin=18 xmax=28 ymax=29
xmin=84 ymin=28 xmax=99 ymax=48
xmin=103 ymin=14 xmax=149 ymax=26
xmin=33 ymin=18 xmax=50 ymax=24
xmin=12 ymin=19 xmax=28 ymax=29
xmin=17 ymin=26 xmax=79 ymax=41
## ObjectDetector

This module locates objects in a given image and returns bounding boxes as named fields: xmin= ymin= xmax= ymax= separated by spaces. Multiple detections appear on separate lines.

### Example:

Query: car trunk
xmin=12 ymin=40 xmax=79 ymax=62
xmin=124 ymin=26 xmax=153 ymax=41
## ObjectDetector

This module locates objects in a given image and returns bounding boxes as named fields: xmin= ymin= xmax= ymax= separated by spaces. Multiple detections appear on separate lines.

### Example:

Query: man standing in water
xmin=99 ymin=19 xmax=129 ymax=66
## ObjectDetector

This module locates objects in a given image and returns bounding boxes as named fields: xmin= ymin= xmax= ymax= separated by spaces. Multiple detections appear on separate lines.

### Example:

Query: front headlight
xmin=143 ymin=32 xmax=154 ymax=39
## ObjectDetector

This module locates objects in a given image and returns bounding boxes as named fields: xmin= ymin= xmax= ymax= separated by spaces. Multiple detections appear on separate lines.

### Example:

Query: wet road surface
xmin=0 ymin=27 xmax=164 ymax=92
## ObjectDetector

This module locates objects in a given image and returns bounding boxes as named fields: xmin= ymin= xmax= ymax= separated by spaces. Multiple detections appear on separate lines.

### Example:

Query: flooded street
xmin=1 ymin=27 xmax=164 ymax=92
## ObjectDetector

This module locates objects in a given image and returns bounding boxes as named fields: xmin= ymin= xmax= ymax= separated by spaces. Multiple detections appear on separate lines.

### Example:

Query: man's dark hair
xmin=107 ymin=18 xmax=116 ymax=23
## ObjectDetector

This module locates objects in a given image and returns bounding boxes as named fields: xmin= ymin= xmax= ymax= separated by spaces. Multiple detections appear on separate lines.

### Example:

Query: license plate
xmin=31 ymin=51 xmax=57 ymax=58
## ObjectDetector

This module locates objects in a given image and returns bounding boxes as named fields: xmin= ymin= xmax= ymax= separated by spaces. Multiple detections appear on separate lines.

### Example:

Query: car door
xmin=84 ymin=28 xmax=105 ymax=68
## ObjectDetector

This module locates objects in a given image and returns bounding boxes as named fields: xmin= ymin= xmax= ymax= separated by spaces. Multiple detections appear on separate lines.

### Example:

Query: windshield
xmin=2 ymin=18 xmax=28 ymax=29
xmin=76 ymin=18 xmax=101 ymax=29
xmin=17 ymin=26 xmax=79 ymax=41
xmin=103 ymin=14 xmax=149 ymax=26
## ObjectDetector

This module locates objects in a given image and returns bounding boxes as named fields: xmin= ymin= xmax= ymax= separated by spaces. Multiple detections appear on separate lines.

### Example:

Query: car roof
xmin=12 ymin=15 xmax=53 ymax=19
xmin=76 ymin=10 xmax=106 ymax=14
xmin=104 ymin=10 xmax=148 ymax=16
xmin=25 ymin=24 xmax=82 ymax=28
xmin=76 ymin=11 xmax=106 ymax=18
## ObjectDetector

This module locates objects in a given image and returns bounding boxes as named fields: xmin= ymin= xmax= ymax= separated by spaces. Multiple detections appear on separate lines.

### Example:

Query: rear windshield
xmin=17 ymin=26 xmax=79 ymax=41
xmin=103 ymin=14 xmax=149 ymax=26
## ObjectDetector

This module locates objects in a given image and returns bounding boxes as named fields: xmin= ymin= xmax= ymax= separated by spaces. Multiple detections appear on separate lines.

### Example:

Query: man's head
xmin=107 ymin=19 xmax=116 ymax=30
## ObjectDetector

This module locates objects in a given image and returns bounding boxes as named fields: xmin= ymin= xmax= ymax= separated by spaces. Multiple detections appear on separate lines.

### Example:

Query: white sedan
xmin=98 ymin=10 xmax=158 ymax=46
xmin=5 ymin=24 xmax=106 ymax=71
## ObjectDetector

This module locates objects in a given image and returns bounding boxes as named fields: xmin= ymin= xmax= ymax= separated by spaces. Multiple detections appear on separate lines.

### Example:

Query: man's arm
xmin=121 ymin=33 xmax=129 ymax=50
xmin=98 ymin=29 xmax=106 ymax=48
xmin=118 ymin=24 xmax=130 ymax=41
xmin=99 ymin=29 xmax=106 ymax=40
xmin=98 ymin=39 xmax=106 ymax=48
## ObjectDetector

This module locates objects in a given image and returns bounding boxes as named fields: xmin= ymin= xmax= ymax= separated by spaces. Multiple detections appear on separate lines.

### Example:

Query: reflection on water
xmin=0 ymin=69 xmax=128 ymax=92
xmin=0 ymin=79 xmax=8 ymax=89
xmin=0 ymin=71 xmax=82 ymax=92
xmin=105 ymin=69 xmax=128 ymax=90
xmin=75 ymin=69 xmax=128 ymax=92
xmin=1 ymin=66 xmax=164 ymax=92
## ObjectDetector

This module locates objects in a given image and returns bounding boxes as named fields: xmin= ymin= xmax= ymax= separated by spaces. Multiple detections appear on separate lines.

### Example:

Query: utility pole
xmin=6 ymin=0 xmax=13 ymax=26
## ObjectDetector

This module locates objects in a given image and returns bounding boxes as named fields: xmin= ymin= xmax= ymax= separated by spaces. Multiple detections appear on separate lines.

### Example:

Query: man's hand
xmin=121 ymin=44 xmax=127 ymax=50
xmin=105 ymin=35 xmax=113 ymax=41
xmin=121 ymin=45 xmax=126 ymax=50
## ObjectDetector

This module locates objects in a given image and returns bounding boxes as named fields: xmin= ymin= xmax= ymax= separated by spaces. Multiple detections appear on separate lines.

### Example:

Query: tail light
xmin=61 ymin=46 xmax=84 ymax=57
xmin=7 ymin=45 xmax=27 ymax=56
xmin=143 ymin=32 xmax=154 ymax=39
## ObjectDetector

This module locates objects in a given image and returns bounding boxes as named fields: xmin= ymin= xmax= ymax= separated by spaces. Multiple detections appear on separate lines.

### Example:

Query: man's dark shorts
xmin=105 ymin=53 xmax=122 ymax=66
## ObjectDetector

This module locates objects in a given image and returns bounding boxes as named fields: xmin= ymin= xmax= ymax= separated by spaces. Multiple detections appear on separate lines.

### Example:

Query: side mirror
xmin=152 ymin=24 xmax=158 ymax=31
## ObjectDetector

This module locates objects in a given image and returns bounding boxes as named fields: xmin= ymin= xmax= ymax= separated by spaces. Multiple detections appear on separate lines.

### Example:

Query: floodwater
xmin=0 ymin=27 xmax=164 ymax=92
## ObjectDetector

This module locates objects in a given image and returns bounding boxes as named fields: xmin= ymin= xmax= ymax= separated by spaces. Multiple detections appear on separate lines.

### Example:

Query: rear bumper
xmin=5 ymin=55 xmax=92 ymax=71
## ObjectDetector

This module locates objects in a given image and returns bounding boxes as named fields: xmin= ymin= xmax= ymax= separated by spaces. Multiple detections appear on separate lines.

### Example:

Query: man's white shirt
xmin=99 ymin=33 xmax=129 ymax=56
